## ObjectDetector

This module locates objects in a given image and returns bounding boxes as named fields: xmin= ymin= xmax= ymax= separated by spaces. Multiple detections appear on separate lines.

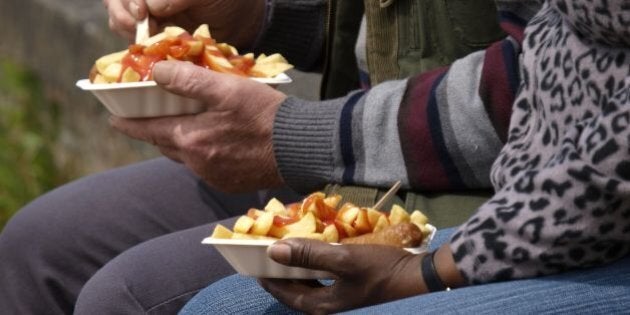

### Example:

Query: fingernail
xmin=129 ymin=1 xmax=140 ymax=20
xmin=267 ymin=243 xmax=291 ymax=265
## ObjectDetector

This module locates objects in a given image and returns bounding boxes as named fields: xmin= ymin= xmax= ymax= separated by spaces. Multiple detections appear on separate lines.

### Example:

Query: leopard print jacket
xmin=450 ymin=0 xmax=630 ymax=283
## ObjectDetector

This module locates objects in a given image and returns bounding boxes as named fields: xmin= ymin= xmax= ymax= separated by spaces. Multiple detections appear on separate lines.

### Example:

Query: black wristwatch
xmin=421 ymin=250 xmax=450 ymax=292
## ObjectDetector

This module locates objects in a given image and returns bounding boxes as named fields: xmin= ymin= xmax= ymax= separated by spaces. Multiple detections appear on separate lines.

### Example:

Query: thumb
xmin=268 ymin=239 xmax=348 ymax=273
xmin=153 ymin=61 xmax=231 ymax=106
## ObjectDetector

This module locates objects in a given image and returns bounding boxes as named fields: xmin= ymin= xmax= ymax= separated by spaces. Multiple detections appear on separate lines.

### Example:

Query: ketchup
xmin=117 ymin=32 xmax=254 ymax=82
xmin=119 ymin=44 xmax=162 ymax=81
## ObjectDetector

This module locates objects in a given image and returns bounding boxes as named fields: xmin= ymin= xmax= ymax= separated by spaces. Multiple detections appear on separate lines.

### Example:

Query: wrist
xmin=421 ymin=251 xmax=449 ymax=292
xmin=433 ymin=244 xmax=467 ymax=289
xmin=420 ymin=244 xmax=466 ymax=293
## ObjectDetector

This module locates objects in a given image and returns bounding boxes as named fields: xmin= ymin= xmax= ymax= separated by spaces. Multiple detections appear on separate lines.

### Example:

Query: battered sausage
xmin=89 ymin=65 xmax=98 ymax=83
xmin=340 ymin=223 xmax=423 ymax=248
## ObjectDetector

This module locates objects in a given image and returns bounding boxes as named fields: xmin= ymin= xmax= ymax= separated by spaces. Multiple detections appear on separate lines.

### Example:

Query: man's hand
xmin=103 ymin=0 xmax=265 ymax=48
xmin=109 ymin=60 xmax=287 ymax=193
xmin=258 ymin=239 xmax=428 ymax=315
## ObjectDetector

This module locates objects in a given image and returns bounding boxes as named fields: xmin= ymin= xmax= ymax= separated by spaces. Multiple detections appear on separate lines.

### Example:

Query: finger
xmin=146 ymin=0 xmax=194 ymax=17
xmin=126 ymin=0 xmax=148 ymax=21
xmin=109 ymin=115 xmax=186 ymax=148
xmin=109 ymin=18 xmax=135 ymax=40
xmin=258 ymin=279 xmax=334 ymax=314
xmin=267 ymin=239 xmax=355 ymax=276
xmin=301 ymin=279 xmax=326 ymax=288
xmin=106 ymin=0 xmax=137 ymax=34
xmin=152 ymin=61 xmax=243 ymax=109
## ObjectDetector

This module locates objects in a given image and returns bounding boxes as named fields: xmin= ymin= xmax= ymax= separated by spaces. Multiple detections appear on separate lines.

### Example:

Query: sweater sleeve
xmin=449 ymin=1 xmax=630 ymax=284
xmin=273 ymin=5 xmax=531 ymax=193
xmin=450 ymin=79 xmax=630 ymax=284
xmin=252 ymin=0 xmax=326 ymax=71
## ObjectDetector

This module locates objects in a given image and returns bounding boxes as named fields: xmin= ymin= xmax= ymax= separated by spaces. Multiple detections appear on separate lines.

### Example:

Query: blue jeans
xmin=179 ymin=228 xmax=630 ymax=315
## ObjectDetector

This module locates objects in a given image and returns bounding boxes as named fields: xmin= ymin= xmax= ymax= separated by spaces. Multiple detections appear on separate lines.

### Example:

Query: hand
xmin=109 ymin=60 xmax=287 ymax=193
xmin=258 ymin=239 xmax=428 ymax=315
xmin=104 ymin=0 xmax=265 ymax=48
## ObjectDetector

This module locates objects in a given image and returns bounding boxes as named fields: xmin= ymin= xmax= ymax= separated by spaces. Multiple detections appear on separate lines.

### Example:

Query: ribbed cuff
xmin=253 ymin=0 xmax=326 ymax=71
xmin=273 ymin=96 xmax=347 ymax=193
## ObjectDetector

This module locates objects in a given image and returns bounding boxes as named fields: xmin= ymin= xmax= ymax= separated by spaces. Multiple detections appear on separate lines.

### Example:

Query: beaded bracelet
xmin=421 ymin=250 xmax=450 ymax=292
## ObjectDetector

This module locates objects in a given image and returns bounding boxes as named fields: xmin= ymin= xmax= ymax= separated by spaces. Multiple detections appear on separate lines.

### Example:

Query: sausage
xmin=89 ymin=64 xmax=98 ymax=83
xmin=340 ymin=223 xmax=423 ymax=248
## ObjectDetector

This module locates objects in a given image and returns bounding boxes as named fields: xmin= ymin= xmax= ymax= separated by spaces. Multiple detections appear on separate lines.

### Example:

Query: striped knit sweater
xmin=272 ymin=2 xmax=535 ymax=193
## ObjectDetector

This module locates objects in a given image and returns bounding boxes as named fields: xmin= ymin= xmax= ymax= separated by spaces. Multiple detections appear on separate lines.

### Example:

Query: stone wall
xmin=0 ymin=0 xmax=320 ymax=178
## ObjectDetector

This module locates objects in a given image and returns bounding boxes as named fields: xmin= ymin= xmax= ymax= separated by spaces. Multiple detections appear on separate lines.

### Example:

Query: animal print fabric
xmin=450 ymin=0 xmax=630 ymax=283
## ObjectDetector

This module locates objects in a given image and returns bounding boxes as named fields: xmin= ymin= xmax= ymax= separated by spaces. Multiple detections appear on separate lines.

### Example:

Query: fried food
xmin=210 ymin=192 xmax=432 ymax=248
xmin=339 ymin=222 xmax=423 ymax=248
xmin=90 ymin=24 xmax=293 ymax=84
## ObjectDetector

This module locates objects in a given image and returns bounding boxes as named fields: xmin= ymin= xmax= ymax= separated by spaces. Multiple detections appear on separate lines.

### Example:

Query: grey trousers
xmin=0 ymin=158 xmax=301 ymax=314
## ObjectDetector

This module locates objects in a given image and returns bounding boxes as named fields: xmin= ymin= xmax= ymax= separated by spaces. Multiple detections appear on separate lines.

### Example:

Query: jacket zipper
xmin=319 ymin=0 xmax=337 ymax=99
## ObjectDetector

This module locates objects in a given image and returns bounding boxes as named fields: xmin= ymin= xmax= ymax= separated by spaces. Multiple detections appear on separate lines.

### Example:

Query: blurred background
xmin=0 ymin=0 xmax=321 ymax=230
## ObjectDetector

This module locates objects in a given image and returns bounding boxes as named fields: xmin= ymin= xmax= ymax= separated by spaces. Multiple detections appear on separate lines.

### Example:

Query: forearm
xmin=273 ymin=95 xmax=350 ymax=192
xmin=445 ymin=0 xmax=630 ymax=285
xmin=273 ymin=59 xmax=512 ymax=193
xmin=272 ymin=3 xmax=533 ymax=194
xmin=450 ymin=106 xmax=630 ymax=284
xmin=253 ymin=0 xmax=326 ymax=71
xmin=273 ymin=50 xmax=518 ymax=193
xmin=273 ymin=82 xmax=415 ymax=193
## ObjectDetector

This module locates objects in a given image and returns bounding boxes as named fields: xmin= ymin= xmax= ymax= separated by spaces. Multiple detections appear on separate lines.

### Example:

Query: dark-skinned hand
xmin=258 ymin=238 xmax=429 ymax=315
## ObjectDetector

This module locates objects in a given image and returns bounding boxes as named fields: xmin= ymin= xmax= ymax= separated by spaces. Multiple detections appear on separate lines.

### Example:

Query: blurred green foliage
xmin=0 ymin=58 xmax=67 ymax=230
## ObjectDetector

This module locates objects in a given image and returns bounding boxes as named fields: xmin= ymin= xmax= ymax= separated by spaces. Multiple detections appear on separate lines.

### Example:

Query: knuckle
xmin=166 ymin=65 xmax=186 ymax=86
xmin=330 ymin=247 xmax=354 ymax=274
xmin=295 ymin=242 xmax=309 ymax=262
xmin=176 ymin=140 xmax=200 ymax=158
xmin=200 ymin=146 xmax=222 ymax=163
xmin=111 ymin=10 xmax=126 ymax=25
xmin=108 ymin=18 xmax=116 ymax=31
xmin=333 ymin=246 xmax=352 ymax=265
xmin=293 ymin=241 xmax=314 ymax=267
xmin=169 ymin=65 xmax=204 ymax=92
xmin=109 ymin=12 xmax=132 ymax=33
xmin=174 ymin=131 xmax=193 ymax=149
